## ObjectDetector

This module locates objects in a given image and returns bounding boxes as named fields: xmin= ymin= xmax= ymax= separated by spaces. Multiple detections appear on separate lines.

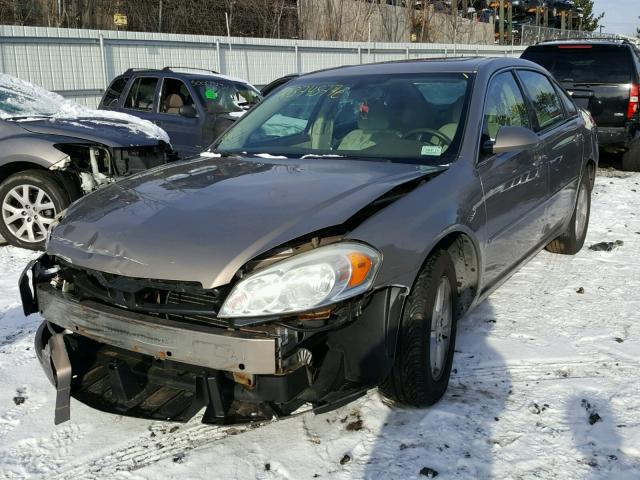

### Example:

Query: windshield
xmin=522 ymin=46 xmax=634 ymax=84
xmin=0 ymin=73 xmax=62 ymax=118
xmin=190 ymin=79 xmax=261 ymax=115
xmin=215 ymin=72 xmax=472 ymax=164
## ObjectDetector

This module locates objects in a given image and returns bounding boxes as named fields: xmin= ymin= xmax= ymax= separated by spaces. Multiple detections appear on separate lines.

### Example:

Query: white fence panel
xmin=0 ymin=25 xmax=525 ymax=108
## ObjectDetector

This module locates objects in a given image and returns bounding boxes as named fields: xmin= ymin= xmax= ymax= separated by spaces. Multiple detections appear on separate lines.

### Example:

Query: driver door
xmin=477 ymin=70 xmax=549 ymax=288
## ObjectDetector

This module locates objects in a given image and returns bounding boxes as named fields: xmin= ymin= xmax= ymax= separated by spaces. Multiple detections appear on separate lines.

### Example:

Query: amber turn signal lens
xmin=348 ymin=252 xmax=373 ymax=288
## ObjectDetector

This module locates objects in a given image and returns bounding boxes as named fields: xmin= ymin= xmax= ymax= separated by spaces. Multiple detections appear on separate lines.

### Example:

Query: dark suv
xmin=522 ymin=39 xmax=640 ymax=170
xmin=100 ymin=67 xmax=262 ymax=158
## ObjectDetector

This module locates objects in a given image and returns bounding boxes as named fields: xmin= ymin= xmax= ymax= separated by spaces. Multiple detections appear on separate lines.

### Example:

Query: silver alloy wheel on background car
xmin=1 ymin=184 xmax=56 ymax=244
xmin=430 ymin=276 xmax=453 ymax=381
xmin=574 ymin=183 xmax=589 ymax=240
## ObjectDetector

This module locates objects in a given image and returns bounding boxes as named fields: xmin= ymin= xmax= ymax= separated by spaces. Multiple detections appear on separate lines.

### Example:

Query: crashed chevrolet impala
xmin=21 ymin=58 xmax=597 ymax=425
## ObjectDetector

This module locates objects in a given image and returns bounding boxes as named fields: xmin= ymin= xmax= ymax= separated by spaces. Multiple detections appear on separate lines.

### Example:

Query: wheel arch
xmin=413 ymin=227 xmax=482 ymax=319
xmin=0 ymin=159 xmax=52 ymax=184
xmin=0 ymin=161 xmax=80 ymax=205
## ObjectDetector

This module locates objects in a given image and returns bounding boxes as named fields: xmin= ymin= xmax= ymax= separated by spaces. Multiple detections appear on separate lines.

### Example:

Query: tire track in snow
xmin=0 ymin=423 xmax=86 ymax=478
xmin=451 ymin=359 xmax=640 ymax=384
xmin=51 ymin=422 xmax=259 ymax=479
xmin=0 ymin=399 xmax=44 ymax=439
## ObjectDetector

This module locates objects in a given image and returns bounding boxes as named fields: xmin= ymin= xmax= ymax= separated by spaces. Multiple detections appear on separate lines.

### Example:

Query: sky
xmin=592 ymin=0 xmax=639 ymax=36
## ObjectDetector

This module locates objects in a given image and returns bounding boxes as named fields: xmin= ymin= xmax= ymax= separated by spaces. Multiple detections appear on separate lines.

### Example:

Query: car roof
xmin=119 ymin=67 xmax=252 ymax=84
xmin=300 ymin=56 xmax=540 ymax=79
xmin=529 ymin=38 xmax=633 ymax=48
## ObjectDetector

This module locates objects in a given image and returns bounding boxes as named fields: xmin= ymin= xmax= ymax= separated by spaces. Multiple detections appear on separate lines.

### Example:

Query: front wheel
xmin=380 ymin=250 xmax=458 ymax=407
xmin=0 ymin=170 xmax=69 ymax=250
xmin=545 ymin=168 xmax=591 ymax=255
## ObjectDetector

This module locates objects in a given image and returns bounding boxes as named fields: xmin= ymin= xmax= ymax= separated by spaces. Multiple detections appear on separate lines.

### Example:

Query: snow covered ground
xmin=0 ymin=170 xmax=639 ymax=479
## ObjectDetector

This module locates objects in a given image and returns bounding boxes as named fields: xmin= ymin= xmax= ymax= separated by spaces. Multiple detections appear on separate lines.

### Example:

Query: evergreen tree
xmin=574 ymin=0 xmax=604 ymax=32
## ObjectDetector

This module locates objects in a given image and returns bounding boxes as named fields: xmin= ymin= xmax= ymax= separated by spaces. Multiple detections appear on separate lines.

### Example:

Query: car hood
xmin=16 ymin=117 xmax=161 ymax=148
xmin=47 ymin=155 xmax=437 ymax=288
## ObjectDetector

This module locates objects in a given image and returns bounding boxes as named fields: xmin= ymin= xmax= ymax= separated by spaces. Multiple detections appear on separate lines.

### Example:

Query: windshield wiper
xmin=299 ymin=153 xmax=347 ymax=159
xmin=5 ymin=114 xmax=52 ymax=120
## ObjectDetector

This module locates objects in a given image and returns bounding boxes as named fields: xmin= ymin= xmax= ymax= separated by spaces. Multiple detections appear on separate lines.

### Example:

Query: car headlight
xmin=218 ymin=242 xmax=382 ymax=318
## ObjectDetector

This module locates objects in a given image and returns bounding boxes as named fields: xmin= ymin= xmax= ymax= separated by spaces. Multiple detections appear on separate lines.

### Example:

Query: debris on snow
xmin=419 ymin=467 xmax=439 ymax=477
xmin=589 ymin=240 xmax=624 ymax=252
xmin=528 ymin=403 xmax=542 ymax=415
xmin=581 ymin=399 xmax=603 ymax=425
xmin=12 ymin=386 xmax=28 ymax=405
xmin=346 ymin=419 xmax=363 ymax=431
xmin=172 ymin=453 xmax=186 ymax=463
xmin=339 ymin=454 xmax=351 ymax=465
xmin=576 ymin=287 xmax=585 ymax=294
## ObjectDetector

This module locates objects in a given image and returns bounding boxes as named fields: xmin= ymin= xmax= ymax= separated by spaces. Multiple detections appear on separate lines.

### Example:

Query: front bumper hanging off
xmin=20 ymin=256 xmax=406 ymax=425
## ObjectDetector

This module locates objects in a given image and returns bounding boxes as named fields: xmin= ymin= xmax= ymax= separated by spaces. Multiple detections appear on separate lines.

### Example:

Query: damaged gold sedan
xmin=21 ymin=57 xmax=596 ymax=425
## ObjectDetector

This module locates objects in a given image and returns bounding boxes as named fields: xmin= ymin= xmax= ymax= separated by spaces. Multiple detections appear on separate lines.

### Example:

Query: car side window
xmin=555 ymin=84 xmax=577 ymax=116
xmin=124 ymin=77 xmax=159 ymax=112
xmin=482 ymin=71 xmax=530 ymax=143
xmin=102 ymin=77 xmax=128 ymax=108
xmin=517 ymin=70 xmax=564 ymax=131
xmin=160 ymin=78 xmax=196 ymax=115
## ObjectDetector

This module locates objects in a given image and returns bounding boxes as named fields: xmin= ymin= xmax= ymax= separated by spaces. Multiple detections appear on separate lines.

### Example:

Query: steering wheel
xmin=402 ymin=128 xmax=452 ymax=145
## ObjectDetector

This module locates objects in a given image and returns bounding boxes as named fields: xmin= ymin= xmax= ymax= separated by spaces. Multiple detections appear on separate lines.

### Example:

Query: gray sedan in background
xmin=22 ymin=57 xmax=597 ymax=425
xmin=0 ymin=74 xmax=172 ymax=250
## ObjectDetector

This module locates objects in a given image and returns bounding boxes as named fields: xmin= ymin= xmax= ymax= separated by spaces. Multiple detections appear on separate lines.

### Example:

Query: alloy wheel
xmin=574 ymin=183 xmax=589 ymax=240
xmin=1 ymin=184 xmax=56 ymax=243
xmin=429 ymin=276 xmax=452 ymax=381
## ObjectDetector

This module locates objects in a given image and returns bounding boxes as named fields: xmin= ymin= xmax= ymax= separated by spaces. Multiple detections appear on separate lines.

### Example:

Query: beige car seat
xmin=164 ymin=94 xmax=184 ymax=114
xmin=338 ymin=100 xmax=400 ymax=151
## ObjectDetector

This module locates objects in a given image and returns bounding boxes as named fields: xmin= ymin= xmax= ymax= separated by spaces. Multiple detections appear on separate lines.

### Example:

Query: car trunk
xmin=522 ymin=44 xmax=636 ymax=128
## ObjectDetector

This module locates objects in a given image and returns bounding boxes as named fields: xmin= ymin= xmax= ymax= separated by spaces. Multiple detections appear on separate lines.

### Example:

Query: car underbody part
xmin=49 ymin=331 xmax=72 ymax=425
xmin=23 ymin=254 xmax=408 ymax=425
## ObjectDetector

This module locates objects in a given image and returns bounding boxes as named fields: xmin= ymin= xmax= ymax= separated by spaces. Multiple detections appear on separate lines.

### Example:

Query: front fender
xmin=346 ymin=159 xmax=485 ymax=295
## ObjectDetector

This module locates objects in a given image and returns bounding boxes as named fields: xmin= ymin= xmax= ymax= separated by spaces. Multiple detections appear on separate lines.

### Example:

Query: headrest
xmin=357 ymin=99 xmax=390 ymax=131
xmin=166 ymin=94 xmax=184 ymax=108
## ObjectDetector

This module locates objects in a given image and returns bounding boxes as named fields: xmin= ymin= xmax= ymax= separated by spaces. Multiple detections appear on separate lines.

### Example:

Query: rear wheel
xmin=622 ymin=141 xmax=640 ymax=172
xmin=546 ymin=168 xmax=591 ymax=255
xmin=0 ymin=170 xmax=69 ymax=250
xmin=380 ymin=250 xmax=458 ymax=407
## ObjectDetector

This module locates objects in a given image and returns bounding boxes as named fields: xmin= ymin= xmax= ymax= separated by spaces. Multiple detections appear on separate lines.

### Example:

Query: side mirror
xmin=179 ymin=105 xmax=198 ymax=118
xmin=482 ymin=126 xmax=539 ymax=155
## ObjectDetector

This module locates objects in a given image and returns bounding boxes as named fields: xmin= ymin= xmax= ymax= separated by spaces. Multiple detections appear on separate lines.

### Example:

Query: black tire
xmin=0 ymin=170 xmax=69 ymax=250
xmin=622 ymin=141 xmax=640 ymax=172
xmin=380 ymin=250 xmax=458 ymax=407
xmin=545 ymin=168 xmax=591 ymax=255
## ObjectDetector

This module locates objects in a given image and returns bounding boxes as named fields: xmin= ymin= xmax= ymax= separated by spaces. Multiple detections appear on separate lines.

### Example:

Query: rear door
xmin=522 ymin=44 xmax=635 ymax=128
xmin=477 ymin=70 xmax=548 ymax=287
xmin=517 ymin=69 xmax=583 ymax=233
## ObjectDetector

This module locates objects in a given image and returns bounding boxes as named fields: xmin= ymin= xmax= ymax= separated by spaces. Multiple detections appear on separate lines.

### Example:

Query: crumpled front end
xmin=21 ymin=254 xmax=406 ymax=425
